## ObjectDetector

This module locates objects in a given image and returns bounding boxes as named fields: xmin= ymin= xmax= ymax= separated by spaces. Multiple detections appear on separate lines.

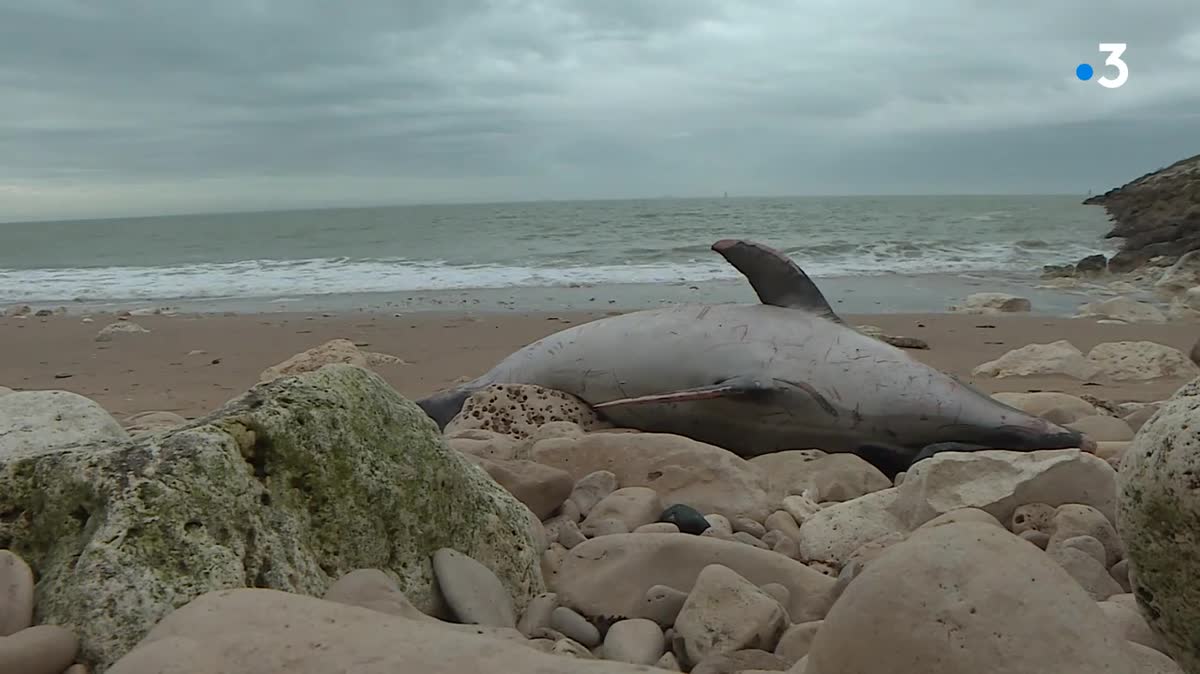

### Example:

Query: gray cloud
xmin=1 ymin=0 xmax=1198 ymax=220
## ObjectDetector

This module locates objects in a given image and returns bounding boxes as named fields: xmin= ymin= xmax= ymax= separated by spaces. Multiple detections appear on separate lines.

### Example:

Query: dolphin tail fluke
xmin=416 ymin=387 xmax=473 ymax=430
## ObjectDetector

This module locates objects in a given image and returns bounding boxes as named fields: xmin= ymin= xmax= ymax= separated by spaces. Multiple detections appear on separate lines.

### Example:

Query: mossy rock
xmin=0 ymin=364 xmax=544 ymax=672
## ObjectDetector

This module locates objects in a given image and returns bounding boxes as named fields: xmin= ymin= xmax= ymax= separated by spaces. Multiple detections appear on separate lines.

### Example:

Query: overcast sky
xmin=2 ymin=0 xmax=1199 ymax=221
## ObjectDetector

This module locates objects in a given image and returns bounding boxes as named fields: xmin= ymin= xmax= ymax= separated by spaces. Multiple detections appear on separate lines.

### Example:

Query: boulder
xmin=1117 ymin=375 xmax=1200 ymax=673
xmin=444 ymin=384 xmax=607 ymax=439
xmin=891 ymin=449 xmax=1117 ymax=528
xmin=1076 ymin=296 xmax=1167 ymax=323
xmin=0 ymin=390 xmax=129 ymax=457
xmin=532 ymin=432 xmax=770 ymax=521
xmin=805 ymin=522 xmax=1138 ymax=673
xmin=972 ymin=340 xmax=1101 ymax=379
xmin=674 ymin=565 xmax=787 ymax=665
xmin=106 ymin=588 xmax=665 ymax=674
xmin=748 ymin=451 xmax=890 ymax=504
xmin=1154 ymin=250 xmax=1200 ymax=297
xmin=257 ymin=338 xmax=404 ymax=383
xmin=796 ymin=489 xmax=907 ymax=567
xmin=553 ymin=534 xmax=836 ymax=624
xmin=1086 ymin=342 xmax=1200 ymax=381
xmin=0 ymin=364 xmax=544 ymax=671
xmin=950 ymin=293 xmax=1032 ymax=314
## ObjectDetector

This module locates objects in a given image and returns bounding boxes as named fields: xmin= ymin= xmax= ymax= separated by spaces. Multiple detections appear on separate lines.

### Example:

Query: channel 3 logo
xmin=1075 ymin=43 xmax=1128 ymax=88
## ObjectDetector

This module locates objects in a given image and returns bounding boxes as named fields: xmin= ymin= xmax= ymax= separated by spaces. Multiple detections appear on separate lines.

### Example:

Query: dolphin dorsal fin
xmin=711 ymin=238 xmax=845 ymax=323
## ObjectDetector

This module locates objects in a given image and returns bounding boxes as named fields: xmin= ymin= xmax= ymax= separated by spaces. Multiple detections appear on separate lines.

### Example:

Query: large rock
xmin=1154 ymin=250 xmax=1200 ymax=298
xmin=464 ymin=455 xmax=574 ymax=520
xmin=553 ymin=534 xmax=836 ymax=623
xmin=257 ymin=338 xmax=404 ymax=384
xmin=1076 ymin=296 xmax=1167 ymax=323
xmin=805 ymin=522 xmax=1138 ymax=673
xmin=749 ymin=451 xmax=890 ymax=504
xmin=991 ymin=391 xmax=1101 ymax=422
xmin=0 ymin=364 xmax=544 ymax=671
xmin=0 ymin=390 xmax=129 ymax=456
xmin=445 ymin=384 xmax=608 ymax=439
xmin=796 ymin=489 xmax=906 ymax=567
xmin=1118 ymin=375 xmax=1200 ymax=673
xmin=972 ymin=340 xmax=1101 ymax=379
xmin=1086 ymin=342 xmax=1200 ymax=381
xmin=950 ymin=292 xmax=1032 ymax=314
xmin=107 ymin=588 xmax=663 ymax=674
xmin=531 ymin=432 xmax=771 ymax=521
xmin=891 ymin=449 xmax=1117 ymax=528
xmin=674 ymin=565 xmax=787 ymax=665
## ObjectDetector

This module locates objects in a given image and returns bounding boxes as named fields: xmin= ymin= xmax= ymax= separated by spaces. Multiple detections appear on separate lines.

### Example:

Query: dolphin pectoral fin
xmin=592 ymin=376 xmax=772 ymax=410
xmin=710 ymin=238 xmax=844 ymax=323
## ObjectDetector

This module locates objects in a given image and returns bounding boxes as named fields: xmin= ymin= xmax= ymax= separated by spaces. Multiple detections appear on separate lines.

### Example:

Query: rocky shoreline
xmin=2 ymin=329 xmax=1200 ymax=673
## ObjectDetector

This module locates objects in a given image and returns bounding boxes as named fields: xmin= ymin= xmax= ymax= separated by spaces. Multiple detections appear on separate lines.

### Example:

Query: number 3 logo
xmin=1097 ymin=43 xmax=1128 ymax=89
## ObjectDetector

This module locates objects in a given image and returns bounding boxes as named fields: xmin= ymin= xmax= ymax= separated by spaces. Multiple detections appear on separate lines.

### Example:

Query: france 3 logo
xmin=1075 ymin=43 xmax=1128 ymax=88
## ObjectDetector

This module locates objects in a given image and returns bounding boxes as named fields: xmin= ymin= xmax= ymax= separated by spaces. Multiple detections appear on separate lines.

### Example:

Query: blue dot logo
xmin=1076 ymin=63 xmax=1094 ymax=81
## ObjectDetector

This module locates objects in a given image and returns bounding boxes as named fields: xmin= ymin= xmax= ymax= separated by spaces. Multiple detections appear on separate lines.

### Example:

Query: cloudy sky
xmin=2 ymin=0 xmax=1199 ymax=221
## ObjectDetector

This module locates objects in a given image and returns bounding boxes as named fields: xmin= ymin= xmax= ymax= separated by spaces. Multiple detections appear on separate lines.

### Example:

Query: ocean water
xmin=0 ymin=195 xmax=1119 ymax=313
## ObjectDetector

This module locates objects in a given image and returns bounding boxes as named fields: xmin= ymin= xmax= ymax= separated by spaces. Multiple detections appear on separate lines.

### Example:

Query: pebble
xmin=1055 ymin=535 xmax=1107 ymax=566
xmin=549 ymin=606 xmax=600 ymax=647
xmin=674 ymin=564 xmax=788 ymax=664
xmin=541 ymin=543 xmax=566 ymax=579
xmin=552 ymin=637 xmax=595 ymax=659
xmin=763 ymin=510 xmax=802 ymax=543
xmin=581 ymin=487 xmax=662 ymax=537
xmin=1019 ymin=530 xmax=1051 ymax=549
xmin=733 ymin=531 xmax=768 ymax=549
xmin=656 ymin=651 xmax=683 ymax=671
xmin=775 ymin=620 xmax=822 ymax=664
xmin=323 ymin=569 xmax=428 ymax=620
xmin=760 ymin=583 xmax=791 ymax=609
xmin=516 ymin=592 xmax=559 ymax=637
xmin=771 ymin=535 xmax=799 ymax=559
xmin=1011 ymin=503 xmax=1055 ymax=535
xmin=634 ymin=522 xmax=680 ymax=534
xmin=568 ymin=471 xmax=619 ymax=516
xmin=643 ymin=584 xmax=689 ymax=627
xmin=601 ymin=618 xmax=666 ymax=665
xmin=544 ymin=517 xmax=586 ymax=549
xmin=1110 ymin=558 xmax=1132 ymax=592
xmin=0 ymin=551 xmax=34 ymax=636
xmin=659 ymin=504 xmax=710 ymax=535
xmin=64 ymin=665 xmax=90 ymax=674
xmin=431 ymin=548 xmax=516 ymax=628
xmin=690 ymin=649 xmax=790 ymax=674
xmin=0 ymin=625 xmax=80 ymax=674
xmin=732 ymin=517 xmax=766 ymax=538
xmin=781 ymin=495 xmax=820 ymax=525
xmin=703 ymin=514 xmax=733 ymax=535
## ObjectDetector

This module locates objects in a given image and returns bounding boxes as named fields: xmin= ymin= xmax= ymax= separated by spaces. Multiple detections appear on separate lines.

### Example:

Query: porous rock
xmin=796 ymin=488 xmax=906 ymax=567
xmin=1076 ymin=296 xmax=1167 ymax=323
xmin=1048 ymin=504 xmax=1123 ymax=567
xmin=0 ymin=364 xmax=544 ymax=671
xmin=1087 ymin=341 xmax=1200 ymax=381
xmin=445 ymin=384 xmax=607 ymax=439
xmin=972 ymin=340 xmax=1101 ymax=379
xmin=674 ymin=565 xmax=787 ymax=665
xmin=257 ymin=338 xmax=404 ymax=383
xmin=0 ymin=390 xmax=129 ymax=457
xmin=748 ymin=450 xmax=890 ymax=504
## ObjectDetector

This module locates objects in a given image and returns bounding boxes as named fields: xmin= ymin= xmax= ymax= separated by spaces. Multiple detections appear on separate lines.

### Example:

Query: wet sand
xmin=2 ymin=310 xmax=1197 ymax=423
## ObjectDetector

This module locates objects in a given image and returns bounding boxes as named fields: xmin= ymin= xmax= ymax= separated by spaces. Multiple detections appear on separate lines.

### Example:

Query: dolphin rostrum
xmin=417 ymin=238 xmax=1091 ymax=473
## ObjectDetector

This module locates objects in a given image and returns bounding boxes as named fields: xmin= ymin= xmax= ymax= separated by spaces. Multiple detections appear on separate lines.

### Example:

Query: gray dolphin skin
xmin=417 ymin=238 xmax=1091 ymax=473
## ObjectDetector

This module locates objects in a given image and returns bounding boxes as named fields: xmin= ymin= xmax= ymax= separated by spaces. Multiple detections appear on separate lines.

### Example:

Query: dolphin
xmin=417 ymin=238 xmax=1091 ymax=474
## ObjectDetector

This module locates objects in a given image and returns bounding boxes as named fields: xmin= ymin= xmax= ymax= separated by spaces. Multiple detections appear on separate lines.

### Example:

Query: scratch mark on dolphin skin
xmin=697 ymin=306 xmax=712 ymax=320
xmin=734 ymin=324 xmax=750 ymax=341
xmin=776 ymin=378 xmax=839 ymax=418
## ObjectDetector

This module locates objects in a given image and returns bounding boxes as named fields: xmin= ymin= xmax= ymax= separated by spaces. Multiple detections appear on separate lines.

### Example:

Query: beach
xmin=4 ymin=308 xmax=1197 ymax=423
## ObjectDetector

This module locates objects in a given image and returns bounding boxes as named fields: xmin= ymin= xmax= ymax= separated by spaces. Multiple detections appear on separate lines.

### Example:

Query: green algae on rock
xmin=1117 ymin=374 xmax=1200 ymax=674
xmin=0 ymin=364 xmax=545 ymax=672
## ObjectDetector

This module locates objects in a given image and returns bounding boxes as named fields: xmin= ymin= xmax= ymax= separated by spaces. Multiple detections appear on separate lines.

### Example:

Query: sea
xmin=0 ymin=195 xmax=1125 ymax=315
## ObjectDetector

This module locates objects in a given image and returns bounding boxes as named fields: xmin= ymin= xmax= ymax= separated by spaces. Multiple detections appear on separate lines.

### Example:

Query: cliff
xmin=1083 ymin=153 xmax=1200 ymax=272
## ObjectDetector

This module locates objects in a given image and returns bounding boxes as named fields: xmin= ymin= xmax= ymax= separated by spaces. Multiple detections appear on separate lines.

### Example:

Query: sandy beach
xmin=3 ymin=308 xmax=1197 ymax=423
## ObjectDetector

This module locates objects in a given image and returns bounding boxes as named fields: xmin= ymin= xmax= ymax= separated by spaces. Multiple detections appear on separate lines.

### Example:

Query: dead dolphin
xmin=417 ymin=239 xmax=1090 ymax=473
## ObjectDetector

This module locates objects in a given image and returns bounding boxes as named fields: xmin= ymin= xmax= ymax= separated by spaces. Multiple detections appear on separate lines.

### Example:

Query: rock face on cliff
xmin=0 ymin=364 xmax=544 ymax=672
xmin=1082 ymin=153 xmax=1200 ymax=273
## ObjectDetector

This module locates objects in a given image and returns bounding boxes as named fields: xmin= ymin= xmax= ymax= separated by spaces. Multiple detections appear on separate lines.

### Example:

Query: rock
xmin=581 ymin=488 xmax=662 ymax=537
xmin=0 ymin=550 xmax=34 ymax=636
xmin=634 ymin=523 xmax=680 ymax=534
xmin=0 ymin=625 xmax=80 ymax=674
xmin=806 ymin=522 xmax=1138 ymax=673
xmin=797 ymin=489 xmax=906 ymax=567
xmin=258 ymin=338 xmax=403 ymax=383
xmin=517 ymin=592 xmax=559 ymax=636
xmin=1123 ymin=404 xmax=1162 ymax=431
xmin=656 ymin=651 xmax=683 ymax=671
xmin=1087 ymin=341 xmax=1200 ymax=381
xmin=759 ymin=583 xmax=790 ymax=609
xmin=323 ymin=569 xmax=430 ymax=620
xmin=642 ymin=585 xmax=689 ymax=627
xmin=465 ymin=455 xmax=573 ymax=520
xmin=550 ymin=606 xmax=600 ymax=647
xmin=1054 ymin=535 xmax=1108 ymax=565
xmin=445 ymin=384 xmax=607 ymax=439
xmin=1020 ymin=530 xmax=1051 ymax=549
xmin=552 ymin=637 xmax=596 ymax=659
xmin=569 ymin=470 xmax=620 ymax=516
xmin=1048 ymin=504 xmax=1123 ymax=567
xmin=445 ymin=429 xmax=520 ymax=460
xmin=1067 ymin=414 xmax=1135 ymax=442
xmin=951 ymin=292 xmax=1033 ymax=314
xmin=0 ymin=365 xmax=543 ymax=671
xmin=917 ymin=507 xmax=1004 ymax=530
xmin=1117 ymin=375 xmax=1200 ymax=673
xmin=601 ymin=618 xmax=664 ymax=665
xmin=1154 ymin=250 xmax=1200 ymax=297
xmin=775 ymin=620 xmax=821 ymax=664
xmin=690 ymin=649 xmax=790 ymax=674
xmin=891 ymin=449 xmax=1117 ymax=528
xmin=106 ymin=588 xmax=669 ymax=674
xmin=2 ymin=305 xmax=31 ymax=317
xmin=94 ymin=321 xmax=149 ymax=342
xmin=992 ymin=391 xmax=1101 ymax=420
xmin=1076 ymin=254 xmax=1109 ymax=275
xmin=541 ymin=544 xmax=567 ymax=580
xmin=1077 ymin=296 xmax=1167 ymax=323
xmin=0 ymin=390 xmax=129 ymax=457
xmin=1192 ymin=337 xmax=1200 ymax=367
xmin=555 ymin=534 xmax=836 ymax=625
xmin=659 ymin=504 xmax=711 ymax=535
xmin=733 ymin=532 xmax=768 ymax=549
xmin=703 ymin=513 xmax=733 ymax=535
xmin=533 ymin=432 xmax=771 ymax=521
xmin=0 ymin=387 xmax=11 ymax=397
xmin=545 ymin=516 xmax=587 ymax=549
xmin=122 ymin=411 xmax=187 ymax=437
xmin=1097 ymin=599 xmax=1166 ymax=653
xmin=1110 ymin=559 xmax=1132 ymax=592
xmin=1047 ymin=544 xmax=1124 ymax=601
xmin=748 ymin=451 xmax=890 ymax=504
xmin=432 ymin=548 xmax=517 ymax=628
xmin=972 ymin=340 xmax=1101 ymax=379
xmin=1096 ymin=441 xmax=1130 ymax=467
xmin=1011 ymin=502 xmax=1057 ymax=535
xmin=674 ymin=565 xmax=788 ymax=665
xmin=732 ymin=517 xmax=767 ymax=538
xmin=780 ymin=495 xmax=820 ymax=526
xmin=1127 ymin=642 xmax=1185 ymax=673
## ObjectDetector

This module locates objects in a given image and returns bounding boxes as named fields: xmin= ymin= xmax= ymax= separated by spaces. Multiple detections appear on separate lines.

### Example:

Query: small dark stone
xmin=53 ymin=372 xmax=73 ymax=379
xmin=1075 ymin=253 xmax=1108 ymax=275
xmin=658 ymin=504 xmax=709 ymax=535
